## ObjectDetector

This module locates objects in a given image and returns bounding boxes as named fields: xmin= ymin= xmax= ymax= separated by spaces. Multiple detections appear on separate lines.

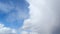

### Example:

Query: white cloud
xmin=22 ymin=0 xmax=60 ymax=34
xmin=0 ymin=23 xmax=17 ymax=34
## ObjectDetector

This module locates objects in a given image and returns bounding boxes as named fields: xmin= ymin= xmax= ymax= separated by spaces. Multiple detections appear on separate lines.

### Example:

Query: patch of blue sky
xmin=0 ymin=0 xmax=29 ymax=29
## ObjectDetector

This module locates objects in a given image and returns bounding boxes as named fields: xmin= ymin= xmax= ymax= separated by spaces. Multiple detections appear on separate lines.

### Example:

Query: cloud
xmin=21 ymin=31 xmax=29 ymax=34
xmin=0 ymin=23 xmax=17 ymax=34
xmin=21 ymin=0 xmax=60 ymax=34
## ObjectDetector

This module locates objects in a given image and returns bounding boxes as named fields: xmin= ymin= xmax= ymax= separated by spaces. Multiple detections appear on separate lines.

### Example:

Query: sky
xmin=0 ymin=0 xmax=60 ymax=34
xmin=0 ymin=0 xmax=29 ymax=28
xmin=0 ymin=0 xmax=29 ymax=34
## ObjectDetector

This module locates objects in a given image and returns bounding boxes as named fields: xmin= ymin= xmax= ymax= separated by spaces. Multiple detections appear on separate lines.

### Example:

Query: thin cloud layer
xmin=22 ymin=0 xmax=60 ymax=34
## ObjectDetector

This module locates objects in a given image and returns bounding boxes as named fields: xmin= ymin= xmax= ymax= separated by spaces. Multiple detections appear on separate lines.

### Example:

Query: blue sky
xmin=0 ymin=0 xmax=29 ymax=29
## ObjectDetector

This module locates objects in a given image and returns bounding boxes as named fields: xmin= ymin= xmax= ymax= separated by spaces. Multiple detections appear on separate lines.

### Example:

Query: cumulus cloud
xmin=0 ymin=23 xmax=17 ymax=34
xmin=21 ymin=0 xmax=60 ymax=34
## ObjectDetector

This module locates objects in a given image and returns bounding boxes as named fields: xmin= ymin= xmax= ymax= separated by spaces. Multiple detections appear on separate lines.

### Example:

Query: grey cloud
xmin=22 ymin=0 xmax=60 ymax=34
